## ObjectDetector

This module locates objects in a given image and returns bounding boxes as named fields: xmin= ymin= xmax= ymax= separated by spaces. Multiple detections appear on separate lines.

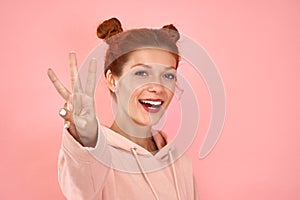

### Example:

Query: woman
xmin=48 ymin=17 xmax=199 ymax=200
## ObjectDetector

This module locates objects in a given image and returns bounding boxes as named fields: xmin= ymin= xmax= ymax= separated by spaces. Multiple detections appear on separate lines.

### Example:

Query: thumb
xmin=59 ymin=108 xmax=83 ymax=145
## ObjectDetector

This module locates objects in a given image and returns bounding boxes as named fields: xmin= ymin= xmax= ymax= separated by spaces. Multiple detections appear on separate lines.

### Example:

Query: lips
xmin=138 ymin=99 xmax=164 ymax=113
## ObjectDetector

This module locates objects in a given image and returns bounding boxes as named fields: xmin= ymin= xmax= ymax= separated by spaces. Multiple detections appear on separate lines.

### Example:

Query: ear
xmin=106 ymin=69 xmax=118 ymax=92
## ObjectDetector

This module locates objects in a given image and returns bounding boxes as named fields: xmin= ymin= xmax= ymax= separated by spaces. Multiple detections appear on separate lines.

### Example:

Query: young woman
xmin=48 ymin=17 xmax=199 ymax=200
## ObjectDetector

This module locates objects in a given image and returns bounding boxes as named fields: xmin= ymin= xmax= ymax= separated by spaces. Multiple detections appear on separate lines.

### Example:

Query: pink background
xmin=1 ymin=0 xmax=299 ymax=199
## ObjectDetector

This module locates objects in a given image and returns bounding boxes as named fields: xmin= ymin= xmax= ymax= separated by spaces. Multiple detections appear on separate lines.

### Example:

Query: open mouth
xmin=138 ymin=99 xmax=164 ymax=113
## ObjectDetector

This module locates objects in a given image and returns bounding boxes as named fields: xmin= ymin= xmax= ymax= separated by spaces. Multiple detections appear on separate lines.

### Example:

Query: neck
xmin=110 ymin=121 xmax=158 ymax=153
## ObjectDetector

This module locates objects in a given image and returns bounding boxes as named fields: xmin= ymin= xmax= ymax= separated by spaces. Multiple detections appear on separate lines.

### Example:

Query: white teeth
xmin=140 ymin=100 xmax=162 ymax=106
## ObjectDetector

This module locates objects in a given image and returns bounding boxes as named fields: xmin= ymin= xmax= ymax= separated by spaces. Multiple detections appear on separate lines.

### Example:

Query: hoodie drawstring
xmin=168 ymin=149 xmax=181 ymax=200
xmin=130 ymin=147 xmax=181 ymax=200
xmin=131 ymin=148 xmax=159 ymax=200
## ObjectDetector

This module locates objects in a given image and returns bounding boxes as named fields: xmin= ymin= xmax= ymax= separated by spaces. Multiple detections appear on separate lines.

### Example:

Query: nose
xmin=147 ymin=83 xmax=164 ymax=93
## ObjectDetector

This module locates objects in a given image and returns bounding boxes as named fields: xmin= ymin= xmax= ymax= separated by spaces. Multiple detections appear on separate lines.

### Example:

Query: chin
xmin=131 ymin=111 xmax=165 ymax=127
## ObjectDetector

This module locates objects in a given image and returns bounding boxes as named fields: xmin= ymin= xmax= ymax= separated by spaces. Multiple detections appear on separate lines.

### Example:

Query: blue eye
xmin=134 ymin=71 xmax=148 ymax=76
xmin=164 ymin=73 xmax=176 ymax=80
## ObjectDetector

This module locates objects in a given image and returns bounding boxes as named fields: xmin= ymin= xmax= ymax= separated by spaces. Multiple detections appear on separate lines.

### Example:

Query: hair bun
xmin=162 ymin=24 xmax=180 ymax=42
xmin=97 ymin=17 xmax=123 ymax=40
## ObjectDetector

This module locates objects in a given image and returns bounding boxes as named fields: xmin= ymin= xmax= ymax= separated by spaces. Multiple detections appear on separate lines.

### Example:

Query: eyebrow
xmin=130 ymin=63 xmax=176 ymax=70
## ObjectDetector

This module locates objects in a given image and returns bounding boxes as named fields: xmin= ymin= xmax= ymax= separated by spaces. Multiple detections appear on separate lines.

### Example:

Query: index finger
xmin=47 ymin=68 xmax=71 ymax=101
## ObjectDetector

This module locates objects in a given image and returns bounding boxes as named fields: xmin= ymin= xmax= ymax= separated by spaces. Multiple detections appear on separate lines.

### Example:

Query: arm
xmin=58 ymin=124 xmax=110 ymax=200
xmin=48 ymin=52 xmax=107 ymax=199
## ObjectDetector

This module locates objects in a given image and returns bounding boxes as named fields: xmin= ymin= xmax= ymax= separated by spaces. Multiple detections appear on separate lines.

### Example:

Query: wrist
xmin=78 ymin=125 xmax=98 ymax=147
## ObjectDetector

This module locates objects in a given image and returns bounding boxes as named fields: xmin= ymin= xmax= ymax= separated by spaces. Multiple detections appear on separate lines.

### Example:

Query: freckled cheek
xmin=116 ymin=85 xmax=132 ymax=111
xmin=128 ymin=90 xmax=143 ymax=110
xmin=163 ymin=90 xmax=175 ymax=108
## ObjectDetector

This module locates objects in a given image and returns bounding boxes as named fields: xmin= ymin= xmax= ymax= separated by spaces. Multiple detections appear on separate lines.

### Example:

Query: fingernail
xmin=59 ymin=108 xmax=67 ymax=116
xmin=64 ymin=121 xmax=70 ymax=129
xmin=66 ymin=102 xmax=73 ymax=111
xmin=90 ymin=58 xmax=97 ymax=65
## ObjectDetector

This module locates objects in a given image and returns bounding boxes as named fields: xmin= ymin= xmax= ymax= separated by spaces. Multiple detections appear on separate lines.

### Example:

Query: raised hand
xmin=48 ymin=52 xmax=98 ymax=147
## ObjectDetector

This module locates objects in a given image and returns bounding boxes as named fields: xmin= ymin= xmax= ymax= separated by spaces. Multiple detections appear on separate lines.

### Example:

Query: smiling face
xmin=108 ymin=48 xmax=177 ymax=127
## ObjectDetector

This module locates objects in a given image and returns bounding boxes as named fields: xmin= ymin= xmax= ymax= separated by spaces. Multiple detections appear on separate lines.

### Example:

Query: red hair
xmin=97 ymin=18 xmax=180 ymax=77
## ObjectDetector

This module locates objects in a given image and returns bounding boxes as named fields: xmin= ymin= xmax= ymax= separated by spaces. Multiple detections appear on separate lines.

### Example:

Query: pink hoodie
xmin=58 ymin=125 xmax=199 ymax=200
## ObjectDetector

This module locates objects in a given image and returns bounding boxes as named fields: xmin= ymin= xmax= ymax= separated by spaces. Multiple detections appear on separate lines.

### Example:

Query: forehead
xmin=125 ymin=48 xmax=177 ymax=69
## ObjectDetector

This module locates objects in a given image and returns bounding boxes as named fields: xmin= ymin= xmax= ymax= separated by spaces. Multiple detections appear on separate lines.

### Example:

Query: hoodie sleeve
xmin=58 ymin=124 xmax=110 ymax=200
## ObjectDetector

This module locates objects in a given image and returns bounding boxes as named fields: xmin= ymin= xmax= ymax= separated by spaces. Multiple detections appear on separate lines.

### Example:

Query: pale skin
xmin=48 ymin=52 xmax=98 ymax=147
xmin=48 ymin=50 xmax=177 ymax=151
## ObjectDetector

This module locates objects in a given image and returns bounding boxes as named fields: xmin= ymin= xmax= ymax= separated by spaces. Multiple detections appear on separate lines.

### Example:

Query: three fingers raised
xmin=48 ymin=52 xmax=98 ymax=99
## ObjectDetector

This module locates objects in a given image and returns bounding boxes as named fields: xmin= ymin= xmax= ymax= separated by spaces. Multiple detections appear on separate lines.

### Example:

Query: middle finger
xmin=69 ymin=52 xmax=83 ymax=93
